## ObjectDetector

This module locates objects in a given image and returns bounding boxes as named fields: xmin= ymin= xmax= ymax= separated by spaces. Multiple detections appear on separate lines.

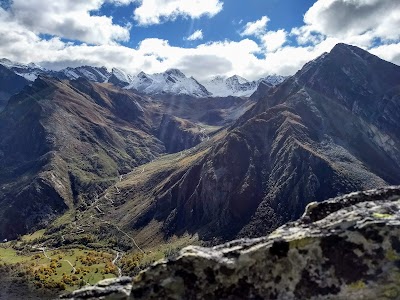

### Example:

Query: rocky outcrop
xmin=61 ymin=277 xmax=132 ymax=300
xmin=64 ymin=186 xmax=400 ymax=299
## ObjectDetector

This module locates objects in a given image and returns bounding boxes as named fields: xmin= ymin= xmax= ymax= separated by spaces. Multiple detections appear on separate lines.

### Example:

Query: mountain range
xmin=0 ymin=58 xmax=285 ymax=103
xmin=0 ymin=43 xmax=399 ymax=246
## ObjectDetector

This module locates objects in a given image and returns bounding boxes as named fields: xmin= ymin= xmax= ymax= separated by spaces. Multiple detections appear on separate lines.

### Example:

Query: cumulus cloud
xmin=0 ymin=0 xmax=399 ymax=82
xmin=261 ymin=29 xmax=287 ymax=52
xmin=240 ymin=16 xmax=287 ymax=53
xmin=185 ymin=30 xmax=204 ymax=41
xmin=4 ymin=0 xmax=131 ymax=45
xmin=303 ymin=0 xmax=400 ymax=41
xmin=0 ymin=14 xmax=262 ymax=81
xmin=281 ymin=0 xmax=400 ymax=75
xmin=240 ymin=16 xmax=269 ymax=37
xmin=133 ymin=0 xmax=223 ymax=25
xmin=291 ymin=0 xmax=400 ymax=48
xmin=370 ymin=42 xmax=400 ymax=66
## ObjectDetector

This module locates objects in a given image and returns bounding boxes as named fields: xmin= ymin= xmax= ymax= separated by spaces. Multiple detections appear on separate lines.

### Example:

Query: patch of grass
xmin=52 ymin=211 xmax=75 ymax=228
xmin=0 ymin=246 xmax=118 ymax=292
xmin=21 ymin=229 xmax=46 ymax=242
xmin=0 ymin=247 xmax=32 ymax=264
xmin=120 ymin=234 xmax=199 ymax=276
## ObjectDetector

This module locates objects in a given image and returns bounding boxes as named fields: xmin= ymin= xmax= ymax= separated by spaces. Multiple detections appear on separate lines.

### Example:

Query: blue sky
xmin=97 ymin=0 xmax=316 ymax=48
xmin=0 ymin=0 xmax=399 ymax=81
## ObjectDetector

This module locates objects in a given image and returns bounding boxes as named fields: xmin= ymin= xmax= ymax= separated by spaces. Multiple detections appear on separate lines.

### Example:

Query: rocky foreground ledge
xmin=62 ymin=186 xmax=400 ymax=299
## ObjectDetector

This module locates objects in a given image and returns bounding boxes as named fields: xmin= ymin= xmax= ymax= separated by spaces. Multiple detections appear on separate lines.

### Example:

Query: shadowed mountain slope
xmin=101 ymin=43 xmax=400 ymax=243
xmin=0 ymin=77 xmax=167 ymax=238
xmin=0 ymin=75 xmax=253 ymax=239
xmin=0 ymin=65 xmax=29 ymax=111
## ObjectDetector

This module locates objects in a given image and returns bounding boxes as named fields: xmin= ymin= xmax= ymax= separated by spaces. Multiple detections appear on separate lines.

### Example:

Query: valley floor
xmin=0 ymin=227 xmax=199 ymax=299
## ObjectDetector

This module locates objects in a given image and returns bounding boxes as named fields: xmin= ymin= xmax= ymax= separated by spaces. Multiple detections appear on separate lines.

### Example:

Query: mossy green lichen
xmin=386 ymin=249 xmax=399 ymax=261
xmin=289 ymin=237 xmax=314 ymax=249
xmin=383 ymin=286 xmax=399 ymax=299
xmin=349 ymin=280 xmax=366 ymax=290
xmin=373 ymin=213 xmax=393 ymax=219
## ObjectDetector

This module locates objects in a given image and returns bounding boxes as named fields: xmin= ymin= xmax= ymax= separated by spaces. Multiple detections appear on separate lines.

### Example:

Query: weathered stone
xmin=64 ymin=186 xmax=400 ymax=300
xmin=60 ymin=277 xmax=132 ymax=300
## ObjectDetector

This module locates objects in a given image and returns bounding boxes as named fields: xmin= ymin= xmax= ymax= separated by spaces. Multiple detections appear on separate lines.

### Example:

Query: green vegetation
xmin=0 ymin=230 xmax=198 ymax=296
xmin=120 ymin=234 xmax=199 ymax=276
xmin=22 ymin=229 xmax=46 ymax=242
xmin=0 ymin=247 xmax=31 ymax=264
xmin=0 ymin=247 xmax=117 ymax=292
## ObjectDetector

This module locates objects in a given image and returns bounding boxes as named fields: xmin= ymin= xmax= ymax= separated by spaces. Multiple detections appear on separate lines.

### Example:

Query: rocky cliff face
xmin=62 ymin=186 xmax=400 ymax=300
xmin=157 ymin=114 xmax=203 ymax=153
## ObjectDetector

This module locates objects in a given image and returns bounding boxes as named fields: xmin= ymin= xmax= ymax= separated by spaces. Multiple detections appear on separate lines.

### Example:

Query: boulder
xmin=60 ymin=277 xmax=132 ymax=300
xmin=63 ymin=186 xmax=400 ymax=299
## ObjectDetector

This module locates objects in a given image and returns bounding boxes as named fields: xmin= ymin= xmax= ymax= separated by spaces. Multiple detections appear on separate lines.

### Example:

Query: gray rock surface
xmin=63 ymin=186 xmax=400 ymax=299
xmin=60 ymin=277 xmax=132 ymax=300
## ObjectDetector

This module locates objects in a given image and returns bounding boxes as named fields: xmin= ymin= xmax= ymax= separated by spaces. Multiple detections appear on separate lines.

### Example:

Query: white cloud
xmin=4 ymin=0 xmax=131 ymax=45
xmin=0 ymin=12 xmax=262 ymax=81
xmin=185 ymin=30 xmax=204 ymax=41
xmin=370 ymin=42 xmax=400 ymax=66
xmin=275 ymin=0 xmax=400 ymax=74
xmin=240 ymin=16 xmax=287 ymax=53
xmin=261 ymin=29 xmax=287 ymax=52
xmin=0 ymin=0 xmax=399 ymax=83
xmin=133 ymin=0 xmax=223 ymax=25
xmin=240 ymin=16 xmax=269 ymax=37
xmin=296 ymin=0 xmax=400 ymax=44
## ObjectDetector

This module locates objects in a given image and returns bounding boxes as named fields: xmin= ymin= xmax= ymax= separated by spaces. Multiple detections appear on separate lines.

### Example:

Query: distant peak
xmin=112 ymin=67 xmax=124 ymax=73
xmin=137 ymin=71 xmax=149 ymax=78
xmin=165 ymin=68 xmax=185 ymax=78
xmin=227 ymin=75 xmax=248 ymax=84
xmin=0 ymin=58 xmax=12 ymax=64
xmin=27 ymin=62 xmax=44 ymax=70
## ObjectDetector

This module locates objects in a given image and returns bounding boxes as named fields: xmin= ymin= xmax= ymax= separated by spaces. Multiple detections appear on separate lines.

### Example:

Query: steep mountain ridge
xmin=98 ymin=43 xmax=400 ymax=244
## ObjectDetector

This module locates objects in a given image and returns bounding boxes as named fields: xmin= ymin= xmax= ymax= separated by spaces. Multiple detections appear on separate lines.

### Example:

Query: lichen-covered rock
xmin=60 ymin=277 xmax=132 ymax=300
xmin=131 ymin=186 xmax=400 ymax=300
xmin=63 ymin=186 xmax=400 ymax=300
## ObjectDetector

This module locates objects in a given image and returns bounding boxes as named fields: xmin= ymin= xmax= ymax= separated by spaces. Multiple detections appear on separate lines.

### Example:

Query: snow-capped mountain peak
xmin=112 ymin=68 xmax=133 ymax=82
xmin=165 ymin=68 xmax=186 ymax=78
xmin=203 ymin=74 xmax=286 ymax=97
xmin=259 ymin=74 xmax=287 ymax=86
xmin=107 ymin=68 xmax=134 ymax=87
xmin=203 ymin=75 xmax=256 ymax=97
xmin=0 ymin=58 xmax=48 ymax=81
xmin=227 ymin=75 xmax=249 ymax=85
xmin=137 ymin=71 xmax=148 ymax=78
xmin=0 ymin=57 xmax=285 ymax=98
xmin=126 ymin=69 xmax=211 ymax=97
xmin=60 ymin=66 xmax=110 ymax=83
